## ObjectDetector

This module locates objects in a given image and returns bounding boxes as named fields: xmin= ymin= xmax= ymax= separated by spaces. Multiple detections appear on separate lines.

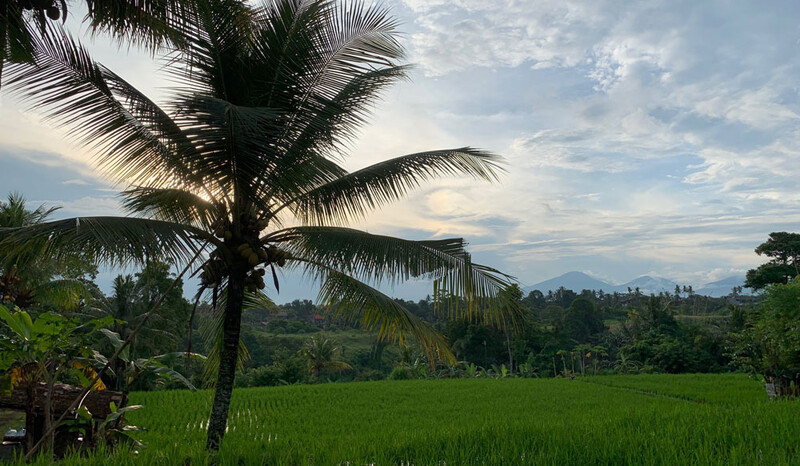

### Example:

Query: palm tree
xmin=302 ymin=336 xmax=351 ymax=379
xmin=1 ymin=0 xmax=193 ymax=88
xmin=1 ymin=0 xmax=520 ymax=450
xmin=85 ymin=270 xmax=187 ymax=391
xmin=0 ymin=192 xmax=98 ymax=310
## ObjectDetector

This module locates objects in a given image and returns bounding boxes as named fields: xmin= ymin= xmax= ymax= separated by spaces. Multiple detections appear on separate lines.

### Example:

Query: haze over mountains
xmin=523 ymin=272 xmax=749 ymax=298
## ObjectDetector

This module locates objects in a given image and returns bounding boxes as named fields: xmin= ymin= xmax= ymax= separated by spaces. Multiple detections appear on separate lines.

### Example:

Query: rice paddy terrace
xmin=26 ymin=374 xmax=799 ymax=465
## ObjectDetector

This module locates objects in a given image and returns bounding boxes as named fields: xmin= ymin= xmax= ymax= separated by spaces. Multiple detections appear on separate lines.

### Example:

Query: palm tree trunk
xmin=206 ymin=268 xmax=246 ymax=451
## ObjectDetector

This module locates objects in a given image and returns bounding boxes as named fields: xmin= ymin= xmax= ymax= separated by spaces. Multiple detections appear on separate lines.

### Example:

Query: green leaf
xmin=0 ymin=305 xmax=31 ymax=341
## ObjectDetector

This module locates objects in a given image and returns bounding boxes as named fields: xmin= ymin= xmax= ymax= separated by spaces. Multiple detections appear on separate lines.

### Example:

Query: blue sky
xmin=1 ymin=0 xmax=800 ymax=302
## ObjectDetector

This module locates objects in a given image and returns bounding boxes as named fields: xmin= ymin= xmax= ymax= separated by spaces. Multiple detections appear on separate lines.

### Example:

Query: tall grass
xmin=24 ymin=374 xmax=798 ymax=465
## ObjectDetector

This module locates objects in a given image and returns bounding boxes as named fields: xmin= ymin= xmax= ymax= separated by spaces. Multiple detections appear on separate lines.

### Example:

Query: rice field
xmin=26 ymin=374 xmax=800 ymax=465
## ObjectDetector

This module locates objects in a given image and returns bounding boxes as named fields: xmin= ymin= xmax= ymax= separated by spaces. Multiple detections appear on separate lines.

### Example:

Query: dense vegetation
xmin=11 ymin=374 xmax=799 ymax=465
xmin=226 ymin=286 xmax=752 ymax=386
xmin=1 ymin=0 xmax=799 ymax=462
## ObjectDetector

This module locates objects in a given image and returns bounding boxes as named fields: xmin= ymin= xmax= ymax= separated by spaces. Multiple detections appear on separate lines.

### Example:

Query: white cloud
xmin=2 ymin=1 xmax=799 ymax=297
xmin=62 ymin=179 xmax=90 ymax=186
xmin=39 ymin=196 xmax=123 ymax=217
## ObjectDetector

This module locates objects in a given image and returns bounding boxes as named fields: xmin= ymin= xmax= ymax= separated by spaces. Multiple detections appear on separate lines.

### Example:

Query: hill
xmin=522 ymin=271 xmax=611 ymax=294
xmin=695 ymin=276 xmax=749 ymax=297
xmin=524 ymin=271 xmax=749 ymax=297
xmin=523 ymin=271 xmax=678 ymax=295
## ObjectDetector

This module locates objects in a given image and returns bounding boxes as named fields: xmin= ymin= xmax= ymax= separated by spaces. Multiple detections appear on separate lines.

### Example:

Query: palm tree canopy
xmin=2 ymin=0 xmax=527 ymax=452
xmin=2 ymin=6 xmax=526 ymax=405
xmin=1 ymin=0 xmax=193 ymax=68
xmin=2 ymin=0 xmax=522 ymax=359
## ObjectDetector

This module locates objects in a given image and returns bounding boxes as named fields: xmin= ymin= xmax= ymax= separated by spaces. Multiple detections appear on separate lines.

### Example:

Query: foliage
xmin=1 ymin=0 xmax=192 ymax=89
xmin=0 ymin=193 xmax=97 ymax=310
xmin=301 ymin=337 xmax=351 ymax=379
xmin=745 ymin=232 xmax=800 ymax=290
xmin=729 ymin=277 xmax=800 ymax=396
xmin=0 ymin=305 xmax=112 ymax=394
xmin=0 ymin=304 xmax=112 ymax=454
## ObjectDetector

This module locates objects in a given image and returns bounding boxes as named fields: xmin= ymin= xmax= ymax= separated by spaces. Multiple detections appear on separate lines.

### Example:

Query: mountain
xmin=695 ymin=276 xmax=750 ymax=298
xmin=523 ymin=271 xmax=752 ymax=298
xmin=523 ymin=272 xmax=613 ymax=294
xmin=619 ymin=276 xmax=677 ymax=295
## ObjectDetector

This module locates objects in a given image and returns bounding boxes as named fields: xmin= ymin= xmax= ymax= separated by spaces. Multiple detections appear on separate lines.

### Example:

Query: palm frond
xmin=165 ymin=94 xmax=282 ymax=206
xmin=83 ymin=0 xmax=195 ymax=52
xmin=0 ymin=216 xmax=209 ymax=267
xmin=1 ymin=3 xmax=36 ymax=66
xmin=121 ymin=187 xmax=218 ymax=228
xmin=282 ymin=148 xmax=505 ymax=225
xmin=277 ymin=1 xmax=406 ymax=152
xmin=32 ymin=278 xmax=94 ymax=312
xmin=316 ymin=268 xmax=455 ymax=363
xmin=0 ymin=192 xmax=59 ymax=228
xmin=273 ymin=227 xmax=522 ymax=330
xmin=3 ymin=26 xmax=204 ymax=190
xmin=259 ymin=66 xmax=409 ymax=207
xmin=165 ymin=0 xmax=257 ymax=98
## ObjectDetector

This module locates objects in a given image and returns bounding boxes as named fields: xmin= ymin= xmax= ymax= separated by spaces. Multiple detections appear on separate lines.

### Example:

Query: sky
xmin=1 ymin=0 xmax=800 ymax=302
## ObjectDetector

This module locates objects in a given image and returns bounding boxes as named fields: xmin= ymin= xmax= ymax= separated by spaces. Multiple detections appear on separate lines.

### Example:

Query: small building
xmin=0 ymin=383 xmax=122 ymax=457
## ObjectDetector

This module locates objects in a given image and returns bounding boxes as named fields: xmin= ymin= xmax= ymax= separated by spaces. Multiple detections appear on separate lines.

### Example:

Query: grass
xmin=22 ymin=374 xmax=800 ymax=465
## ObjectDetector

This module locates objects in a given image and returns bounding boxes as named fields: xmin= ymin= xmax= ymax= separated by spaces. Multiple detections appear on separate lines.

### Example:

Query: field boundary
xmin=577 ymin=378 xmax=705 ymax=404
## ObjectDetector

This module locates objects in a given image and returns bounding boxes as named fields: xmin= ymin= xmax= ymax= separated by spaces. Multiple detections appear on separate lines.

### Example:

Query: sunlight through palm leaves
xmin=1 ymin=0 xmax=521 ymax=451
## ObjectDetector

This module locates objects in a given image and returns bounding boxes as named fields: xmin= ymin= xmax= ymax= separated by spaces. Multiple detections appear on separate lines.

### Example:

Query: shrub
xmin=388 ymin=366 xmax=413 ymax=380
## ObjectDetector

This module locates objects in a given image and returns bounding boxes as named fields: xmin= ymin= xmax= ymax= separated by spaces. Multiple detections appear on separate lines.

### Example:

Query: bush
xmin=388 ymin=366 xmax=413 ymax=380
xmin=730 ymin=277 xmax=800 ymax=396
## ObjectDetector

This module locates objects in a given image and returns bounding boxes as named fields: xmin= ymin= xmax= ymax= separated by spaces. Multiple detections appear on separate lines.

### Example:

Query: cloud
xmin=1 ymin=1 xmax=799 ymax=298
xmin=40 ymin=196 xmax=123 ymax=217
xmin=62 ymin=179 xmax=90 ymax=186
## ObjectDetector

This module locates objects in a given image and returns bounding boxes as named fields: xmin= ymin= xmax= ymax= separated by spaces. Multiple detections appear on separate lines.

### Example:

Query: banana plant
xmin=96 ymin=328 xmax=203 ymax=407
xmin=0 ymin=304 xmax=112 ymax=453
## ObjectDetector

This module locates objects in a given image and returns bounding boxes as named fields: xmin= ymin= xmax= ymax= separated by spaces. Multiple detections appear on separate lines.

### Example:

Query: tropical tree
xmin=0 ymin=0 xmax=519 ymax=451
xmin=302 ymin=336 xmax=351 ymax=379
xmin=745 ymin=232 xmax=800 ymax=290
xmin=729 ymin=277 xmax=800 ymax=397
xmin=0 ymin=193 xmax=97 ymax=310
xmin=83 ymin=262 xmax=191 ymax=393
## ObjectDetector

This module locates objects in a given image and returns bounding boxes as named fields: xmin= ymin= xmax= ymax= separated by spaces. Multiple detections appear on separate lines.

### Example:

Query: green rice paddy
xmin=26 ymin=374 xmax=800 ymax=465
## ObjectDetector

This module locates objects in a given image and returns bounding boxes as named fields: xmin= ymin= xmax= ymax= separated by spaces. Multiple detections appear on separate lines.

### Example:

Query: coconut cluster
xmin=244 ymin=269 xmax=266 ymax=293
xmin=199 ymin=243 xmax=290 ymax=291
xmin=17 ymin=0 xmax=65 ymax=21
xmin=236 ymin=243 xmax=288 ymax=267
xmin=199 ymin=210 xmax=290 ymax=291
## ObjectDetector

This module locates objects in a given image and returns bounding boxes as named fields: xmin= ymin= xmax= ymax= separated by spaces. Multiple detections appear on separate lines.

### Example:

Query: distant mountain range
xmin=522 ymin=271 xmax=749 ymax=298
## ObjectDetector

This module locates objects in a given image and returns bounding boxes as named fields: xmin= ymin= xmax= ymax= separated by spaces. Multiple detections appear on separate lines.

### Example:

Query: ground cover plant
xmin=11 ymin=373 xmax=797 ymax=465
